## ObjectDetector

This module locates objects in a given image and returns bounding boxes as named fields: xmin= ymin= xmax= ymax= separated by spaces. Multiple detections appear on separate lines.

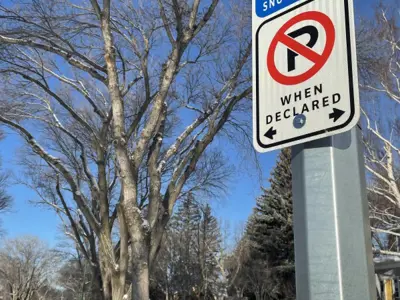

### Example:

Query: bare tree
xmin=0 ymin=236 xmax=61 ymax=300
xmin=358 ymin=3 xmax=400 ymax=255
xmin=220 ymin=229 xmax=251 ymax=299
xmin=17 ymin=166 xmax=106 ymax=300
xmin=244 ymin=261 xmax=277 ymax=300
xmin=0 ymin=130 xmax=11 ymax=215
xmin=0 ymin=0 xmax=252 ymax=299
xmin=223 ymin=234 xmax=278 ymax=300
xmin=57 ymin=256 xmax=94 ymax=300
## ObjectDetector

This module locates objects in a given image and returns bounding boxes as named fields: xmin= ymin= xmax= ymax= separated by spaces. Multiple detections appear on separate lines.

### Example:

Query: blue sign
xmin=256 ymin=0 xmax=300 ymax=18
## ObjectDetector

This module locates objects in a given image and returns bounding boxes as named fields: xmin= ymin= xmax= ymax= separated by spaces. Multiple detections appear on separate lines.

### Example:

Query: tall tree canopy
xmin=0 ymin=0 xmax=251 ymax=298
xmin=357 ymin=2 xmax=400 ymax=255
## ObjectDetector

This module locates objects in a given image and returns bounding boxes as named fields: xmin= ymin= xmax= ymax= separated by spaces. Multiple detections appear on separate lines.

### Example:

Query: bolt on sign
xmin=252 ymin=0 xmax=360 ymax=152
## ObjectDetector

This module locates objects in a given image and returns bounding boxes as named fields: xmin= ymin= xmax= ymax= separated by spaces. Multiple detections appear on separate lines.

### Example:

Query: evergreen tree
xmin=198 ymin=204 xmax=222 ymax=299
xmin=169 ymin=193 xmax=202 ymax=297
xmin=152 ymin=197 xmax=223 ymax=299
xmin=246 ymin=148 xmax=295 ymax=299
xmin=248 ymin=148 xmax=293 ymax=263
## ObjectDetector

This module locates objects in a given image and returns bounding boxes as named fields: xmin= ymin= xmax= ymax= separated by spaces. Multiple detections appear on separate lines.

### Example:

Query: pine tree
xmin=246 ymin=148 xmax=295 ymax=299
xmin=152 ymin=197 xmax=223 ymax=299
xmin=198 ymin=204 xmax=222 ymax=299
xmin=168 ymin=193 xmax=202 ymax=297
xmin=248 ymin=148 xmax=293 ymax=263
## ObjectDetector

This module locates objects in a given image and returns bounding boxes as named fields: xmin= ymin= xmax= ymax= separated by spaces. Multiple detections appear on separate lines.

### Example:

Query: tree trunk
xmin=90 ymin=264 xmax=104 ymax=300
xmin=100 ymin=7 xmax=147 ymax=299
xmin=255 ymin=290 xmax=262 ymax=300
xmin=98 ymin=230 xmax=129 ymax=300
xmin=111 ymin=276 xmax=126 ymax=300
xmin=131 ymin=239 xmax=150 ymax=300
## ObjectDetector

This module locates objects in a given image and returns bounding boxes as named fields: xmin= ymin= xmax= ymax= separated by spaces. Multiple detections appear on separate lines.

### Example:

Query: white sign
xmin=253 ymin=0 xmax=360 ymax=152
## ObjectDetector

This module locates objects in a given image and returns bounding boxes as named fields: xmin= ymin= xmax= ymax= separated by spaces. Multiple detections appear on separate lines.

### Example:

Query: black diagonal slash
xmin=287 ymin=25 xmax=319 ymax=72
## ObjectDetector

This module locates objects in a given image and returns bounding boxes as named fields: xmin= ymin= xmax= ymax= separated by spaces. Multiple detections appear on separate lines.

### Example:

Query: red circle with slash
xmin=267 ymin=11 xmax=335 ymax=85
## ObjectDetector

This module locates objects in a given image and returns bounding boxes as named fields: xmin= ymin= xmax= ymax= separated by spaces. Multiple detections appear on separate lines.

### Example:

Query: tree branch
xmin=0 ymin=116 xmax=101 ymax=233
xmin=0 ymin=36 xmax=107 ymax=83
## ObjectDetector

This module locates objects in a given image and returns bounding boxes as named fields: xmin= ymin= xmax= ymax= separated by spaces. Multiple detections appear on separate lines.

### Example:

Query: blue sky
xmin=0 ymin=0 xmax=378 ymax=246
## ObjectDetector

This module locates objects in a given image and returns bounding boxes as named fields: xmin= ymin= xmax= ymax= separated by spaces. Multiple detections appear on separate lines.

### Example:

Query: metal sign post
xmin=291 ymin=126 xmax=376 ymax=300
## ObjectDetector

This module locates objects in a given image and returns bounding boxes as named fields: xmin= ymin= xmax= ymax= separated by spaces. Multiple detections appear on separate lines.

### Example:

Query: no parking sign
xmin=252 ymin=0 xmax=360 ymax=152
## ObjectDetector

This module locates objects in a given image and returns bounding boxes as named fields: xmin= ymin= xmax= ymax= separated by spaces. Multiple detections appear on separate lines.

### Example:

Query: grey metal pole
xmin=292 ymin=126 xmax=376 ymax=300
